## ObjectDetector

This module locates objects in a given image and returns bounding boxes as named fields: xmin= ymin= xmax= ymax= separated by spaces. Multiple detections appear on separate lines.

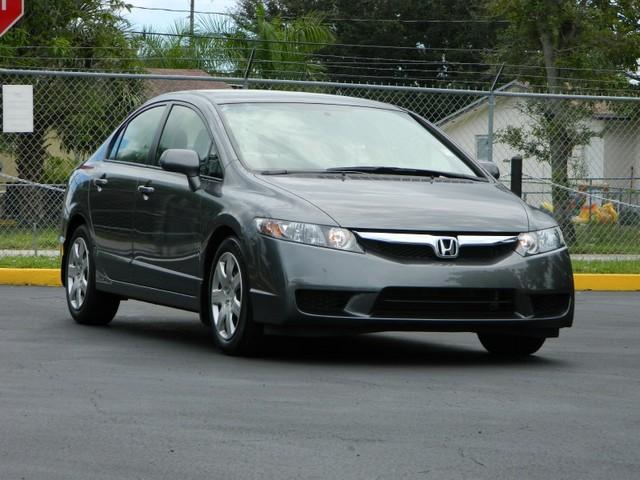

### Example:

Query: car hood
xmin=258 ymin=175 xmax=530 ymax=232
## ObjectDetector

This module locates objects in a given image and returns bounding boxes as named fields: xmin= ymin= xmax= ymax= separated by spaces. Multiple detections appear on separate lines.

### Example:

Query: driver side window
xmin=156 ymin=105 xmax=223 ymax=178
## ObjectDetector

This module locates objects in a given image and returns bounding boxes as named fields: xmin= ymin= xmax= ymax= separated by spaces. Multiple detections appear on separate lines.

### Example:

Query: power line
xmin=250 ymin=68 xmax=497 ymax=86
xmin=0 ymin=45 xmax=512 ymax=70
xmin=2 ymin=45 xmax=635 ymax=78
xmin=1 ymin=56 xmax=629 ymax=87
xmin=128 ymin=29 xmax=500 ymax=53
xmin=500 ymin=67 xmax=629 ymax=86
xmin=127 ymin=5 xmax=509 ymax=24
xmin=0 ymin=45 xmax=254 ymax=52
xmin=2 ymin=64 xmax=636 ymax=94
xmin=0 ymin=56 xmax=484 ymax=82
xmin=0 ymin=55 xmax=249 ymax=64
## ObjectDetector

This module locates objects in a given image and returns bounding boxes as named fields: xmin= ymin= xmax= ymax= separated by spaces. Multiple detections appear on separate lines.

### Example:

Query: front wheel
xmin=65 ymin=225 xmax=120 ymax=326
xmin=477 ymin=333 xmax=546 ymax=356
xmin=206 ymin=237 xmax=262 ymax=355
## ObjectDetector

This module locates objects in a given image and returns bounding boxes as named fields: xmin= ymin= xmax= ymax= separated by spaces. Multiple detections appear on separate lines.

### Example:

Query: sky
xmin=124 ymin=0 xmax=239 ymax=31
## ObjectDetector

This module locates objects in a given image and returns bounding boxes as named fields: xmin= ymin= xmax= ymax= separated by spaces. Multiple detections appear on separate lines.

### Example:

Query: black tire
xmin=206 ymin=237 xmax=262 ymax=356
xmin=64 ymin=225 xmax=120 ymax=326
xmin=478 ymin=333 xmax=546 ymax=356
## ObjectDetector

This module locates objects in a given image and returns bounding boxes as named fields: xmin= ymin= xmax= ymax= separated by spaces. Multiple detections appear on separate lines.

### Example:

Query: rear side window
xmin=156 ymin=105 xmax=222 ymax=178
xmin=113 ymin=106 xmax=165 ymax=164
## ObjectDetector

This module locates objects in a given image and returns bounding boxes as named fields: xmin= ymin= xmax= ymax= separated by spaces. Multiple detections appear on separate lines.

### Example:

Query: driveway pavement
xmin=0 ymin=287 xmax=638 ymax=480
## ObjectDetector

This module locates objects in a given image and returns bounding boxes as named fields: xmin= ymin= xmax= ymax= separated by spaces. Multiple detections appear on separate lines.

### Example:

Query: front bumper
xmin=248 ymin=236 xmax=574 ymax=336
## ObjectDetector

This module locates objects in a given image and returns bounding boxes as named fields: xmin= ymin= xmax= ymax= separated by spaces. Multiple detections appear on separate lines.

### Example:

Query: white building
xmin=437 ymin=81 xmax=639 ymax=206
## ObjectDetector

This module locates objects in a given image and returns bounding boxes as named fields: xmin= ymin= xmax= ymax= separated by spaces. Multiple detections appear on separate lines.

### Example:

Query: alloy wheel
xmin=67 ymin=237 xmax=89 ymax=310
xmin=211 ymin=252 xmax=243 ymax=340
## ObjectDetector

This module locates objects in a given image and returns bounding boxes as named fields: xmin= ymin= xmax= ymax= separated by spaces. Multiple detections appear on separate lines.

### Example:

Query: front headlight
xmin=516 ymin=227 xmax=565 ymax=256
xmin=255 ymin=218 xmax=362 ymax=253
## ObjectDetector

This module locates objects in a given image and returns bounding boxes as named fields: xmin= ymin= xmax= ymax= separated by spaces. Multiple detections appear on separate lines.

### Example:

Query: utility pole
xmin=189 ymin=0 xmax=195 ymax=37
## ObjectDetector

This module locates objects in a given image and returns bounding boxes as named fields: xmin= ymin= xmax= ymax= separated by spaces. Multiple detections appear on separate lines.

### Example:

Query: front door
xmin=89 ymin=105 xmax=166 ymax=284
xmin=132 ymin=104 xmax=211 ymax=296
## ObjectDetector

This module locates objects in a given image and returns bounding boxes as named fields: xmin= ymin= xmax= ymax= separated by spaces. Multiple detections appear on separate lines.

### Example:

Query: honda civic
xmin=61 ymin=90 xmax=574 ymax=356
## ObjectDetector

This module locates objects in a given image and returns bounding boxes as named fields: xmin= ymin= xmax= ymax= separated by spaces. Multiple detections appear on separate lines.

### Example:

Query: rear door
xmin=131 ymin=103 xmax=213 ymax=295
xmin=89 ymin=104 xmax=167 ymax=283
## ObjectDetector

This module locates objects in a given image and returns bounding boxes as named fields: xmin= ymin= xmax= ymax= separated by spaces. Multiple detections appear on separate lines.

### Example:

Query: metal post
xmin=32 ymin=222 xmax=38 ymax=256
xmin=487 ymin=64 xmax=504 ymax=163
xmin=587 ymin=178 xmax=593 ymax=223
xmin=189 ymin=0 xmax=195 ymax=37
xmin=630 ymin=166 xmax=634 ymax=205
xmin=510 ymin=155 xmax=523 ymax=197
xmin=487 ymin=93 xmax=495 ymax=163
xmin=243 ymin=48 xmax=256 ymax=90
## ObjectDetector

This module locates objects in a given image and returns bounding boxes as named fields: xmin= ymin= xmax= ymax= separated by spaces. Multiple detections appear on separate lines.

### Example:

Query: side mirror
xmin=159 ymin=149 xmax=201 ymax=190
xmin=480 ymin=161 xmax=500 ymax=180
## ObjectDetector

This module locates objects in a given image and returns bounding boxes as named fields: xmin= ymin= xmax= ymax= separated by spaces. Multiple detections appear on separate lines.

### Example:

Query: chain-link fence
xmin=1 ymin=68 xmax=639 ymax=257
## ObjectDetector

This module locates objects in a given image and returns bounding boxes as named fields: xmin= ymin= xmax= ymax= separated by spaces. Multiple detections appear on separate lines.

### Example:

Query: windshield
xmin=220 ymin=103 xmax=479 ymax=177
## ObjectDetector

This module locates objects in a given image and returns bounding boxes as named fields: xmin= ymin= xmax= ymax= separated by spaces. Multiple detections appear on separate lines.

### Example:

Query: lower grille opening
xmin=296 ymin=290 xmax=353 ymax=315
xmin=530 ymin=293 xmax=571 ymax=317
xmin=371 ymin=287 xmax=517 ymax=319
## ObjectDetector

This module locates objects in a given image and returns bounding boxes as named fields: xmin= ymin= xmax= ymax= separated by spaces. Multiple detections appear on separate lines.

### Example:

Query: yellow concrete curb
xmin=573 ymin=274 xmax=640 ymax=292
xmin=0 ymin=269 xmax=638 ymax=291
xmin=0 ymin=268 xmax=62 ymax=287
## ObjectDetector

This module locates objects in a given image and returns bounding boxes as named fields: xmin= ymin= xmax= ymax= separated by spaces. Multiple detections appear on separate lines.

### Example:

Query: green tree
xmin=137 ymin=19 xmax=234 ymax=73
xmin=488 ymin=0 xmax=640 ymax=242
xmin=219 ymin=3 xmax=335 ymax=79
xmin=138 ymin=3 xmax=335 ymax=80
xmin=0 ymin=1 xmax=141 ymax=229
xmin=0 ymin=0 xmax=140 ymax=183
xmin=234 ymin=0 xmax=504 ymax=88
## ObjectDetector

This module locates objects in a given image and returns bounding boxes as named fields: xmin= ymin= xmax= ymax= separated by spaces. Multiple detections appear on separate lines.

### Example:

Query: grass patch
xmin=571 ymin=260 xmax=640 ymax=274
xmin=0 ymin=228 xmax=59 ymax=249
xmin=572 ymin=224 xmax=640 ymax=254
xmin=0 ymin=256 xmax=61 ymax=269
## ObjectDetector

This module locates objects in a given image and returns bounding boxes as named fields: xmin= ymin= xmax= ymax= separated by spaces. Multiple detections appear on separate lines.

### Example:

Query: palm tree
xmin=204 ymin=3 xmax=335 ymax=79
xmin=136 ymin=20 xmax=229 ymax=72
xmin=137 ymin=3 xmax=335 ymax=80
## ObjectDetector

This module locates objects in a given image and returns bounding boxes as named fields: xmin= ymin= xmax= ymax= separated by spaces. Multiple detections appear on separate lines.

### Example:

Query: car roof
xmin=150 ymin=89 xmax=403 ymax=111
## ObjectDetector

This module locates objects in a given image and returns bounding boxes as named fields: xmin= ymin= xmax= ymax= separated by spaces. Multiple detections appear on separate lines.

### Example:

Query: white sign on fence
xmin=2 ymin=84 xmax=34 ymax=133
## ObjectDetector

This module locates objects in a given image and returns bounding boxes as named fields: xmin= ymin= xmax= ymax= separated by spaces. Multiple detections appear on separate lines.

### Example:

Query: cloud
xmin=124 ymin=0 xmax=237 ymax=31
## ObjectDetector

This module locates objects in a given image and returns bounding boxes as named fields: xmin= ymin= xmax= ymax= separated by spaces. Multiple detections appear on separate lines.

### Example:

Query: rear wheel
xmin=477 ymin=333 xmax=546 ymax=356
xmin=65 ymin=225 xmax=120 ymax=326
xmin=206 ymin=237 xmax=262 ymax=355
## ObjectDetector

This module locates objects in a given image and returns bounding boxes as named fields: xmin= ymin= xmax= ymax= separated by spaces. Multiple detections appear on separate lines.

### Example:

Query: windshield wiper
xmin=260 ymin=168 xmax=366 ymax=176
xmin=261 ymin=169 xmax=325 ymax=175
xmin=325 ymin=166 xmax=486 ymax=181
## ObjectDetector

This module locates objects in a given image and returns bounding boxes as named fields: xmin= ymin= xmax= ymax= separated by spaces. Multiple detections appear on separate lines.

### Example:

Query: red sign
xmin=0 ymin=0 xmax=24 ymax=37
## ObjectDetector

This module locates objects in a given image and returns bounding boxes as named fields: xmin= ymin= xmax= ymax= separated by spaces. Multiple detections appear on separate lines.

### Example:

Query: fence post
xmin=243 ymin=48 xmax=256 ymax=90
xmin=487 ymin=64 xmax=504 ymax=163
xmin=32 ymin=221 xmax=38 ymax=256
xmin=510 ymin=155 xmax=523 ymax=197
xmin=487 ymin=94 xmax=495 ymax=162
xmin=630 ymin=166 xmax=635 ymax=205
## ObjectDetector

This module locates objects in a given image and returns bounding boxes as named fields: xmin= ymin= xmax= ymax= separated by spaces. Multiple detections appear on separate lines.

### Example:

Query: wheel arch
xmin=199 ymin=221 xmax=243 ymax=319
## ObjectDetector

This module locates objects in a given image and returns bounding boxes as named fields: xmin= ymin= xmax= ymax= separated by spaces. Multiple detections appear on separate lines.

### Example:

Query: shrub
xmin=41 ymin=156 xmax=77 ymax=185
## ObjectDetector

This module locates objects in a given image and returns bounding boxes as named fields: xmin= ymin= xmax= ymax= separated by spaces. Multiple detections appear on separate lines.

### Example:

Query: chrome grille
xmin=356 ymin=231 xmax=517 ymax=263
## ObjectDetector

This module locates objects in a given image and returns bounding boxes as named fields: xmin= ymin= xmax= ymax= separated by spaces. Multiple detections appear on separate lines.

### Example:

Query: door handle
xmin=137 ymin=185 xmax=155 ymax=195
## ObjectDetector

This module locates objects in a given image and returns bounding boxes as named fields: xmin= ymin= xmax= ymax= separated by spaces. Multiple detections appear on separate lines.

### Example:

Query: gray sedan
xmin=60 ymin=90 xmax=574 ymax=356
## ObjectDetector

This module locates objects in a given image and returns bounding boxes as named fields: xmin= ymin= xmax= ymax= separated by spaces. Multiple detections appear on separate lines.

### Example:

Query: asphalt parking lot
xmin=0 ymin=287 xmax=638 ymax=480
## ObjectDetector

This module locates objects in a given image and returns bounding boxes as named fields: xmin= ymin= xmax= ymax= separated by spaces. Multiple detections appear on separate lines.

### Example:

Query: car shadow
xmin=259 ymin=333 xmax=565 ymax=368
xmin=92 ymin=316 xmax=567 ymax=368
